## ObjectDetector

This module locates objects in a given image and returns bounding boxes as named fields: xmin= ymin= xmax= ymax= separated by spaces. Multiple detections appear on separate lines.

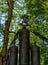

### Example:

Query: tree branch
xmin=1 ymin=0 xmax=14 ymax=60
xmin=33 ymin=31 xmax=48 ymax=41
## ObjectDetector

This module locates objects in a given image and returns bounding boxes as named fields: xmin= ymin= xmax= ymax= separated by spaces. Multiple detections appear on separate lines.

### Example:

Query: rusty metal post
xmin=31 ymin=44 xmax=40 ymax=65
xmin=19 ymin=27 xmax=30 ymax=65
xmin=7 ymin=44 xmax=18 ymax=65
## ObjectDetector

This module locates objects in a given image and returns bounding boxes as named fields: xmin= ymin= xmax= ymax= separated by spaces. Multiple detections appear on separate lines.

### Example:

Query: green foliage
xmin=0 ymin=0 xmax=48 ymax=65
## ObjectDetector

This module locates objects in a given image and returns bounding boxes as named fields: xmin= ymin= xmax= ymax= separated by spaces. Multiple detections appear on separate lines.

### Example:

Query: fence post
xmin=31 ymin=44 xmax=40 ymax=65
xmin=6 ymin=44 xmax=18 ymax=65
xmin=19 ymin=27 xmax=30 ymax=65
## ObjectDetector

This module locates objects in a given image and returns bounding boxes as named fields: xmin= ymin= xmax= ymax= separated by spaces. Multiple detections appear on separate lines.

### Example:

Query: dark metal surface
xmin=19 ymin=27 xmax=30 ymax=65
xmin=6 ymin=44 xmax=18 ymax=65
xmin=31 ymin=45 xmax=40 ymax=65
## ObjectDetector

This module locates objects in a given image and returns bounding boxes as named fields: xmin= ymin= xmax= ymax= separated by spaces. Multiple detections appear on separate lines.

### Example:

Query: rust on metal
xmin=19 ymin=27 xmax=30 ymax=65
xmin=31 ymin=45 xmax=40 ymax=65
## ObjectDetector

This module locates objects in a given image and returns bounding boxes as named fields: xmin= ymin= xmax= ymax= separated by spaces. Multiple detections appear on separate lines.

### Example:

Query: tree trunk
xmin=0 ymin=0 xmax=14 ymax=65
xmin=0 ymin=56 xmax=3 ymax=65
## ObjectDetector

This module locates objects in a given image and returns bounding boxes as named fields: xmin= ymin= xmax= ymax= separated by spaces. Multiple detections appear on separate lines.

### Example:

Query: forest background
xmin=0 ymin=0 xmax=48 ymax=65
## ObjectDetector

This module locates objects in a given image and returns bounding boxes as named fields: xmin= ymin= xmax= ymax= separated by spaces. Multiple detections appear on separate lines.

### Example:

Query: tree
xmin=0 ymin=0 xmax=14 ymax=65
xmin=0 ymin=0 xmax=48 ymax=65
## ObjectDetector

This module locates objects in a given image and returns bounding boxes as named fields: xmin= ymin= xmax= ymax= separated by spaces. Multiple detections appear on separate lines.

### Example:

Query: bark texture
xmin=0 ymin=0 xmax=14 ymax=65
